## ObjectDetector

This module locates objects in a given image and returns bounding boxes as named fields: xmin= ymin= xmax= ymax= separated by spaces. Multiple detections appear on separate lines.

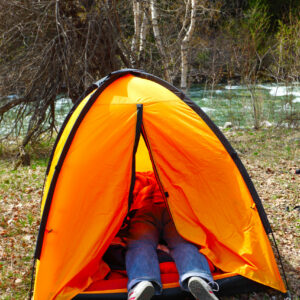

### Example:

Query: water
xmin=0 ymin=96 xmax=73 ymax=137
xmin=1 ymin=83 xmax=299 ymax=138
xmin=188 ymin=83 xmax=300 ymax=128
xmin=54 ymin=97 xmax=74 ymax=125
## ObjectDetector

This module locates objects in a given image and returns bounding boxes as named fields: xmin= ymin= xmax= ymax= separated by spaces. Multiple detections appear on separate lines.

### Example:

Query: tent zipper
xmin=141 ymin=124 xmax=175 ymax=225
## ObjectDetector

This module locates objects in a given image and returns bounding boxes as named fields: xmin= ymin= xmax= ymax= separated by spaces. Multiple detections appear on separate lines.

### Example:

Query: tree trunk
xmin=180 ymin=0 xmax=197 ymax=93
xmin=131 ymin=0 xmax=142 ymax=66
xmin=150 ymin=0 xmax=172 ymax=83
xmin=138 ymin=10 xmax=149 ymax=65
xmin=84 ymin=19 xmax=91 ymax=89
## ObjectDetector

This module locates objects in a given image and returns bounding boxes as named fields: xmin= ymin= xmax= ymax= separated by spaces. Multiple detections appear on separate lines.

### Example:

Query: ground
xmin=0 ymin=128 xmax=299 ymax=299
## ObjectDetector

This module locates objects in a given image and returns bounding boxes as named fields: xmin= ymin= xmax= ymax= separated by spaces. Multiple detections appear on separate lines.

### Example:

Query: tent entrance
xmin=135 ymin=130 xmax=153 ymax=173
xmin=73 ymin=128 xmax=268 ymax=298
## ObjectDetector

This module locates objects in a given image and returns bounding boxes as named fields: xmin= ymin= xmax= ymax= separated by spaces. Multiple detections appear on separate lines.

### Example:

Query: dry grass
xmin=225 ymin=128 xmax=299 ymax=299
xmin=0 ymin=128 xmax=299 ymax=299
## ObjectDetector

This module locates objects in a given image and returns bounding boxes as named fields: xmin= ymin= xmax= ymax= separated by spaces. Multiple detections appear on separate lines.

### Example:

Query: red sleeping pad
xmin=85 ymin=260 xmax=216 ymax=292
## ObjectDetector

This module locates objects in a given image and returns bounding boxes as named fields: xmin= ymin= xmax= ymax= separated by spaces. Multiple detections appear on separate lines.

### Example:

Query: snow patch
xmin=269 ymin=86 xmax=288 ymax=96
xmin=223 ymin=122 xmax=233 ymax=129
xmin=201 ymin=107 xmax=216 ymax=113
xmin=268 ymin=86 xmax=300 ymax=97
xmin=292 ymin=98 xmax=300 ymax=103
xmin=257 ymin=84 xmax=273 ymax=90
xmin=201 ymin=97 xmax=210 ymax=102
xmin=225 ymin=85 xmax=242 ymax=90
xmin=261 ymin=120 xmax=273 ymax=128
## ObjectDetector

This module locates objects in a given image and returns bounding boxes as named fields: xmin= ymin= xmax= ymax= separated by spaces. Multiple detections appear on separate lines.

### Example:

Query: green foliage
xmin=225 ymin=0 xmax=270 ymax=55
xmin=196 ymin=49 xmax=210 ymax=65
xmin=273 ymin=14 xmax=300 ymax=80
xmin=245 ymin=0 xmax=270 ymax=51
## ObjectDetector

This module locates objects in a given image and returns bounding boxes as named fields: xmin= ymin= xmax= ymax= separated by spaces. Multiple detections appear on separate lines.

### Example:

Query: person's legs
xmin=125 ymin=205 xmax=162 ymax=294
xmin=162 ymin=208 xmax=215 ymax=291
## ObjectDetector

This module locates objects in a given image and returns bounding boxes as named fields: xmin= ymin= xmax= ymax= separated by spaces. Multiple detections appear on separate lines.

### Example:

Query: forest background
xmin=0 ymin=0 xmax=299 ymax=299
xmin=0 ymin=0 xmax=300 ymax=147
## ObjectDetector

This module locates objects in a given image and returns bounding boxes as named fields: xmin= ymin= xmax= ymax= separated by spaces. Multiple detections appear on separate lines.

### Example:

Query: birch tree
xmin=131 ymin=0 xmax=142 ymax=66
xmin=131 ymin=0 xmax=149 ymax=67
xmin=180 ymin=0 xmax=197 ymax=92
xmin=148 ymin=0 xmax=199 ymax=88
xmin=149 ymin=0 xmax=172 ymax=83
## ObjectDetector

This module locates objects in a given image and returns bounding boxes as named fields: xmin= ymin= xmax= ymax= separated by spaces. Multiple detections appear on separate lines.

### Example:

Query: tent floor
xmin=73 ymin=275 xmax=270 ymax=299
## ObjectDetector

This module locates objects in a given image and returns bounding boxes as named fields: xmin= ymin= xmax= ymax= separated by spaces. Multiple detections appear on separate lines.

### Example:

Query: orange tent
xmin=32 ymin=69 xmax=287 ymax=299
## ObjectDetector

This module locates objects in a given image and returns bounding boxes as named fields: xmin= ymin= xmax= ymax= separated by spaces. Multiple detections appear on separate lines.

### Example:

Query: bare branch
xmin=0 ymin=97 xmax=29 ymax=115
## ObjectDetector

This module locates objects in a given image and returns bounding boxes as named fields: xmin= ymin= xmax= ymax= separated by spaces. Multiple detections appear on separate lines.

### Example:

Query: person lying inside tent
xmin=124 ymin=171 xmax=219 ymax=300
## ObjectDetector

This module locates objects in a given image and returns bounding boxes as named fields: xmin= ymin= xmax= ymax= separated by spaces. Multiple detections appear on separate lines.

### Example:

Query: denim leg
xmin=162 ymin=208 xmax=213 ymax=291
xmin=125 ymin=206 xmax=162 ymax=294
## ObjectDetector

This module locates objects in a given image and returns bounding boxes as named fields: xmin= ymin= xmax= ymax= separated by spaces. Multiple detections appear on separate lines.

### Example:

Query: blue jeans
xmin=125 ymin=203 xmax=213 ymax=294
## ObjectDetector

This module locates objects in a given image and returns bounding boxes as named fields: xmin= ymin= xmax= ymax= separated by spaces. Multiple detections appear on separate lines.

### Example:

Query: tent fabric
xmin=33 ymin=69 xmax=286 ymax=300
